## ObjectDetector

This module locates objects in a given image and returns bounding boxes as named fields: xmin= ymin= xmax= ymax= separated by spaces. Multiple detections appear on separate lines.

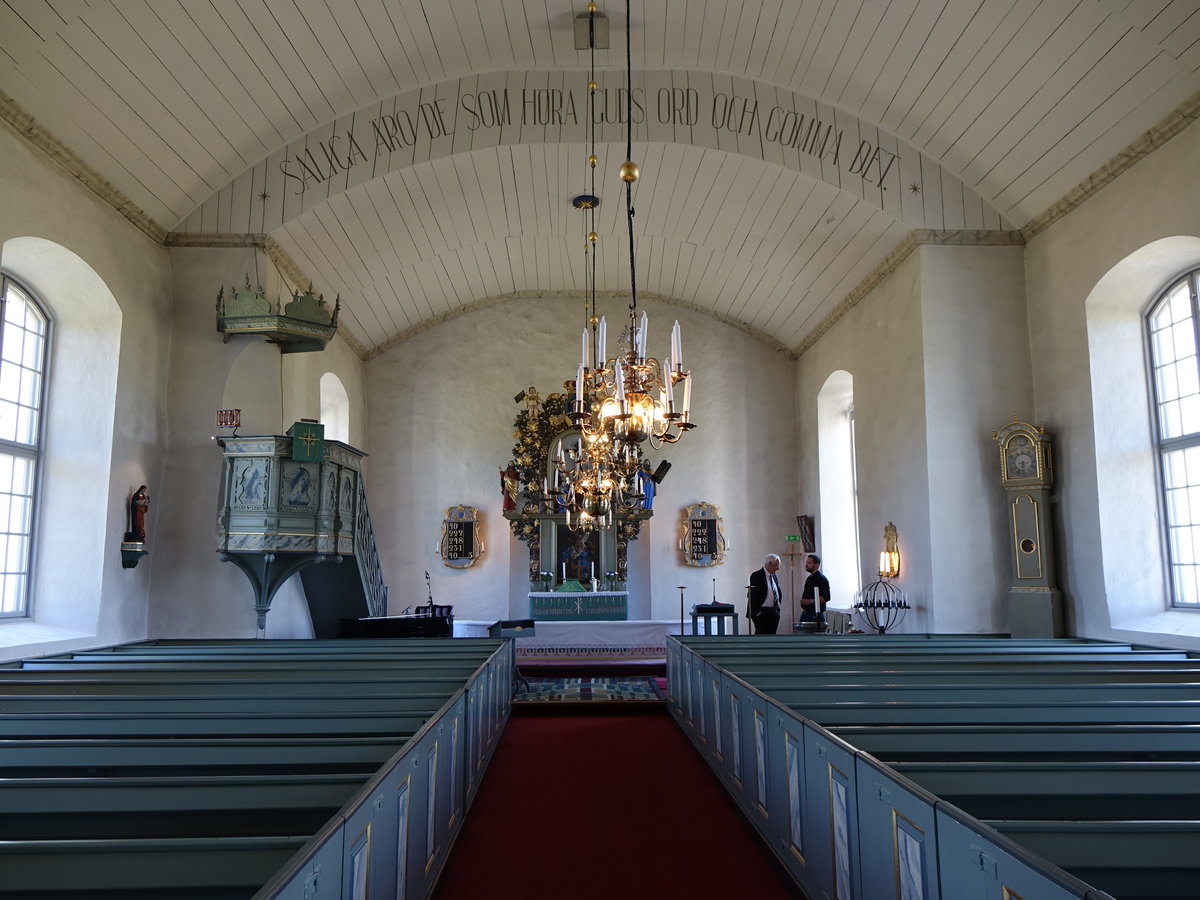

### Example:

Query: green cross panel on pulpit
xmin=289 ymin=421 xmax=325 ymax=462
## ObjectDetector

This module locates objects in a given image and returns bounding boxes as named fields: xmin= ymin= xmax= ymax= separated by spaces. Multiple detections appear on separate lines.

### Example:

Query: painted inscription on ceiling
xmin=179 ymin=70 xmax=1007 ymax=234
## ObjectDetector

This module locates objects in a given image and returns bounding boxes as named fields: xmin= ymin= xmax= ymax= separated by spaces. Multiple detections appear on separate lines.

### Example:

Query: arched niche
xmin=0 ymin=236 xmax=121 ymax=642
xmin=1085 ymin=235 xmax=1200 ymax=635
xmin=817 ymin=369 xmax=860 ymax=606
xmin=320 ymin=371 xmax=351 ymax=444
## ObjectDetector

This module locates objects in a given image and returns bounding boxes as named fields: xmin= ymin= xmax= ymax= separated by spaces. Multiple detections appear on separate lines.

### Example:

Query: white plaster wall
xmin=921 ymin=244 xmax=1031 ymax=633
xmin=0 ymin=121 xmax=173 ymax=661
xmin=797 ymin=244 xmax=1030 ymax=635
xmin=797 ymin=251 xmax=933 ymax=630
xmin=1025 ymin=118 xmax=1200 ymax=649
xmin=150 ymin=246 xmax=367 ymax=639
xmin=366 ymin=296 xmax=796 ymax=623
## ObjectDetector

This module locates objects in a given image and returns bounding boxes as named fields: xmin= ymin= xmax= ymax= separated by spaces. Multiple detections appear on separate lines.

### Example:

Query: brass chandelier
xmin=558 ymin=0 xmax=695 ymax=533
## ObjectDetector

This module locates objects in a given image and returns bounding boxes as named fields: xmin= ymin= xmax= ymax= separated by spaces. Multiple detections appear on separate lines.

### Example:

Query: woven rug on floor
xmin=514 ymin=676 xmax=667 ymax=703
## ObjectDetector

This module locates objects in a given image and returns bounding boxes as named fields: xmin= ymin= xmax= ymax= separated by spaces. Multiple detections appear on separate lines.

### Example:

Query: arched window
xmin=0 ymin=274 xmax=48 ymax=618
xmin=817 ymin=370 xmax=861 ymax=605
xmin=1148 ymin=269 xmax=1200 ymax=607
xmin=320 ymin=372 xmax=350 ymax=444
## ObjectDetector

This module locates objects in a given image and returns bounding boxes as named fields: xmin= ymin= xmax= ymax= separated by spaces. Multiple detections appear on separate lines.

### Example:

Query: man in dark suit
xmin=747 ymin=553 xmax=783 ymax=635
xmin=799 ymin=554 xmax=830 ymax=625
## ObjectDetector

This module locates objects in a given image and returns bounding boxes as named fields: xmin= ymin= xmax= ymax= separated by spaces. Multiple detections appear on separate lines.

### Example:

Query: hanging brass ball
xmin=588 ymin=231 xmax=599 ymax=243
xmin=620 ymin=160 xmax=640 ymax=183
xmin=587 ymin=1 xmax=597 ymax=11
xmin=587 ymin=79 xmax=597 ymax=92
xmin=588 ymin=153 xmax=598 ymax=167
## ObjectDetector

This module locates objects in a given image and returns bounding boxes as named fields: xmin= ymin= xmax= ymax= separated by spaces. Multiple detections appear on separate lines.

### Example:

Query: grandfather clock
xmin=993 ymin=417 xmax=1064 ymax=637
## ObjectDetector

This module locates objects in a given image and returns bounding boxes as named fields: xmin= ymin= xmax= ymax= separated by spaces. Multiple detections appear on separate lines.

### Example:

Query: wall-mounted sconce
xmin=878 ymin=521 xmax=900 ymax=578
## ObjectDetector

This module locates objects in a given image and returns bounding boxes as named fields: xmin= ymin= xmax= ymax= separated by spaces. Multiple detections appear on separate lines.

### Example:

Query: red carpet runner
xmin=433 ymin=711 xmax=799 ymax=899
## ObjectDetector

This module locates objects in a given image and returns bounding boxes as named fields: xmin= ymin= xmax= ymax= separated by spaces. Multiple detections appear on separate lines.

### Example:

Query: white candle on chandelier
xmin=664 ymin=353 xmax=675 ymax=404
xmin=682 ymin=371 xmax=692 ymax=416
xmin=581 ymin=329 xmax=589 ymax=370
xmin=598 ymin=316 xmax=607 ymax=365
xmin=672 ymin=320 xmax=682 ymax=369
xmin=614 ymin=358 xmax=626 ymax=405
xmin=576 ymin=364 xmax=585 ymax=407
xmin=639 ymin=312 xmax=649 ymax=358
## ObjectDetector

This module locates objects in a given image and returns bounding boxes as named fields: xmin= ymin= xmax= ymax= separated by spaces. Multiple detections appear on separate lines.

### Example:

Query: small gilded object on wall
xmin=440 ymin=505 xmax=484 ymax=569
xmin=121 ymin=484 xmax=150 ymax=569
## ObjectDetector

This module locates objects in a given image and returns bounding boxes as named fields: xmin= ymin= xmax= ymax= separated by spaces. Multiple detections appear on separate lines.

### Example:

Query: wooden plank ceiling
xmin=0 ymin=0 xmax=1197 ymax=356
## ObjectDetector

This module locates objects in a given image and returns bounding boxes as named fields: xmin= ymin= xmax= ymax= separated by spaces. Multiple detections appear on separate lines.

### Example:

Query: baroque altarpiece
xmin=501 ymin=386 xmax=651 ymax=589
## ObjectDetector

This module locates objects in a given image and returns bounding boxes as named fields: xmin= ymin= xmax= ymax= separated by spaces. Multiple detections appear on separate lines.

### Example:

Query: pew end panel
xmin=802 ymin=721 xmax=862 ymax=900
xmin=854 ymin=753 xmax=942 ymax=900
xmin=934 ymin=805 xmax=1109 ymax=900
xmin=990 ymin=820 xmax=1200 ymax=900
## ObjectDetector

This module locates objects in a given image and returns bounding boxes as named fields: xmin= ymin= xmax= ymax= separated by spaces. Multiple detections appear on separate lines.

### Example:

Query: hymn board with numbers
xmin=440 ymin=506 xmax=483 ymax=569
xmin=680 ymin=502 xmax=727 ymax=567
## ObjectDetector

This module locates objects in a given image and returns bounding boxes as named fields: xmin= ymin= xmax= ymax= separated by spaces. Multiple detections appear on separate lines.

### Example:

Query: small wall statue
xmin=121 ymin=484 xmax=149 ymax=569
xmin=500 ymin=462 xmax=520 ymax=511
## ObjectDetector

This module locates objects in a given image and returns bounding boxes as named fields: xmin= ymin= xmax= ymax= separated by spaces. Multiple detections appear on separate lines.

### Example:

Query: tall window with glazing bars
xmin=0 ymin=275 xmax=47 ymax=618
xmin=1148 ymin=269 xmax=1200 ymax=607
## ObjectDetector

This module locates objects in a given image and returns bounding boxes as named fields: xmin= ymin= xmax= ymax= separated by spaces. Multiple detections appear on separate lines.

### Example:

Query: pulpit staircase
xmin=216 ymin=435 xmax=388 ymax=636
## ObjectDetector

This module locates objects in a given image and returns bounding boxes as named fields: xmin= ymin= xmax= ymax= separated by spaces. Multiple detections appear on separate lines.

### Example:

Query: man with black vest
xmin=748 ymin=553 xmax=783 ymax=635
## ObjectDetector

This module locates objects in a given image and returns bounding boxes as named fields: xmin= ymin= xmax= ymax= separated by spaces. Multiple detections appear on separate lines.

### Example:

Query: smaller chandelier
xmin=551 ymin=432 xmax=642 ymax=532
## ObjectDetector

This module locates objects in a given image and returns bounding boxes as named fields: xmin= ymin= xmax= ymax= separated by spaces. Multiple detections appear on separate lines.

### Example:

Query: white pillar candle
xmin=576 ymin=364 xmax=585 ymax=407
xmin=682 ymin=372 xmax=692 ymax=416
xmin=562 ymin=562 xmax=566 ymax=579
xmin=581 ymin=329 xmax=589 ymax=370
xmin=590 ymin=562 xmax=595 ymax=580
xmin=639 ymin=312 xmax=649 ymax=358
xmin=598 ymin=316 xmax=607 ymax=364
xmin=672 ymin=320 xmax=682 ymax=369
xmin=614 ymin=358 xmax=626 ymax=404
xmin=664 ymin=357 xmax=675 ymax=403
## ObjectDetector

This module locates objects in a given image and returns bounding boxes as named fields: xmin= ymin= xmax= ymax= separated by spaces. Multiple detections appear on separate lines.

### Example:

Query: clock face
xmin=1006 ymin=435 xmax=1038 ymax=479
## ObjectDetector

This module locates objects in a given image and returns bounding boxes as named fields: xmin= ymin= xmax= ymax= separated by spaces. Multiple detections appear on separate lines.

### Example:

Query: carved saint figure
xmin=500 ymin=462 xmax=519 ymax=511
xmin=128 ymin=485 xmax=149 ymax=543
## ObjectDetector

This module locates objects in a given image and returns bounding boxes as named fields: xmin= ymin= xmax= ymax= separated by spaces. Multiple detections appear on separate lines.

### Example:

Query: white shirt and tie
xmin=764 ymin=571 xmax=780 ymax=607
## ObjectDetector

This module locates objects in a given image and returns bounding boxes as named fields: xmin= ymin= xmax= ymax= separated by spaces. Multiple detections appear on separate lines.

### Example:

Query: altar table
xmin=528 ymin=591 xmax=628 ymax=621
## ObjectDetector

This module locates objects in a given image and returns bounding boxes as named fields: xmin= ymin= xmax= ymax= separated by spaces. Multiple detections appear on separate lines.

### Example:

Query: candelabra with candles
xmin=574 ymin=313 xmax=694 ymax=452
xmin=550 ymin=429 xmax=642 ymax=532
xmin=556 ymin=0 xmax=696 ymax=530
xmin=853 ymin=579 xmax=910 ymax=634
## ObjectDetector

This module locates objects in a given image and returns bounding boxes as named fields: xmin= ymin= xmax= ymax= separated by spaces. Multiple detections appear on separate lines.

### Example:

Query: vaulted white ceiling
xmin=1 ymin=0 xmax=1198 ymax=356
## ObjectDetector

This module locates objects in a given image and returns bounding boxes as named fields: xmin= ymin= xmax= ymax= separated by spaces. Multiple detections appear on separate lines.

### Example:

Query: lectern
xmin=691 ymin=602 xmax=739 ymax=635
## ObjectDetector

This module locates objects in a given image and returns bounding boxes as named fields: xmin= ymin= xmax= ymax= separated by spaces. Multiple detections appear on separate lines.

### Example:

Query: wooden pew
xmin=670 ymin=633 xmax=1200 ymax=900
xmin=831 ymin=723 xmax=1200 ymax=761
xmin=0 ymin=636 xmax=514 ymax=899
xmin=0 ymin=835 xmax=309 ymax=898
xmin=0 ymin=771 xmax=372 ymax=839
xmin=888 ymin=759 xmax=1200 ymax=819
xmin=989 ymin=820 xmax=1200 ymax=900
xmin=0 ymin=735 xmax=406 ymax=774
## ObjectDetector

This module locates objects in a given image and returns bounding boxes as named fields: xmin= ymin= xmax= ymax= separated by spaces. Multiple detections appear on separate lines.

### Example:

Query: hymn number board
xmin=680 ymin=502 xmax=727 ymax=567
xmin=440 ymin=506 xmax=483 ymax=569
